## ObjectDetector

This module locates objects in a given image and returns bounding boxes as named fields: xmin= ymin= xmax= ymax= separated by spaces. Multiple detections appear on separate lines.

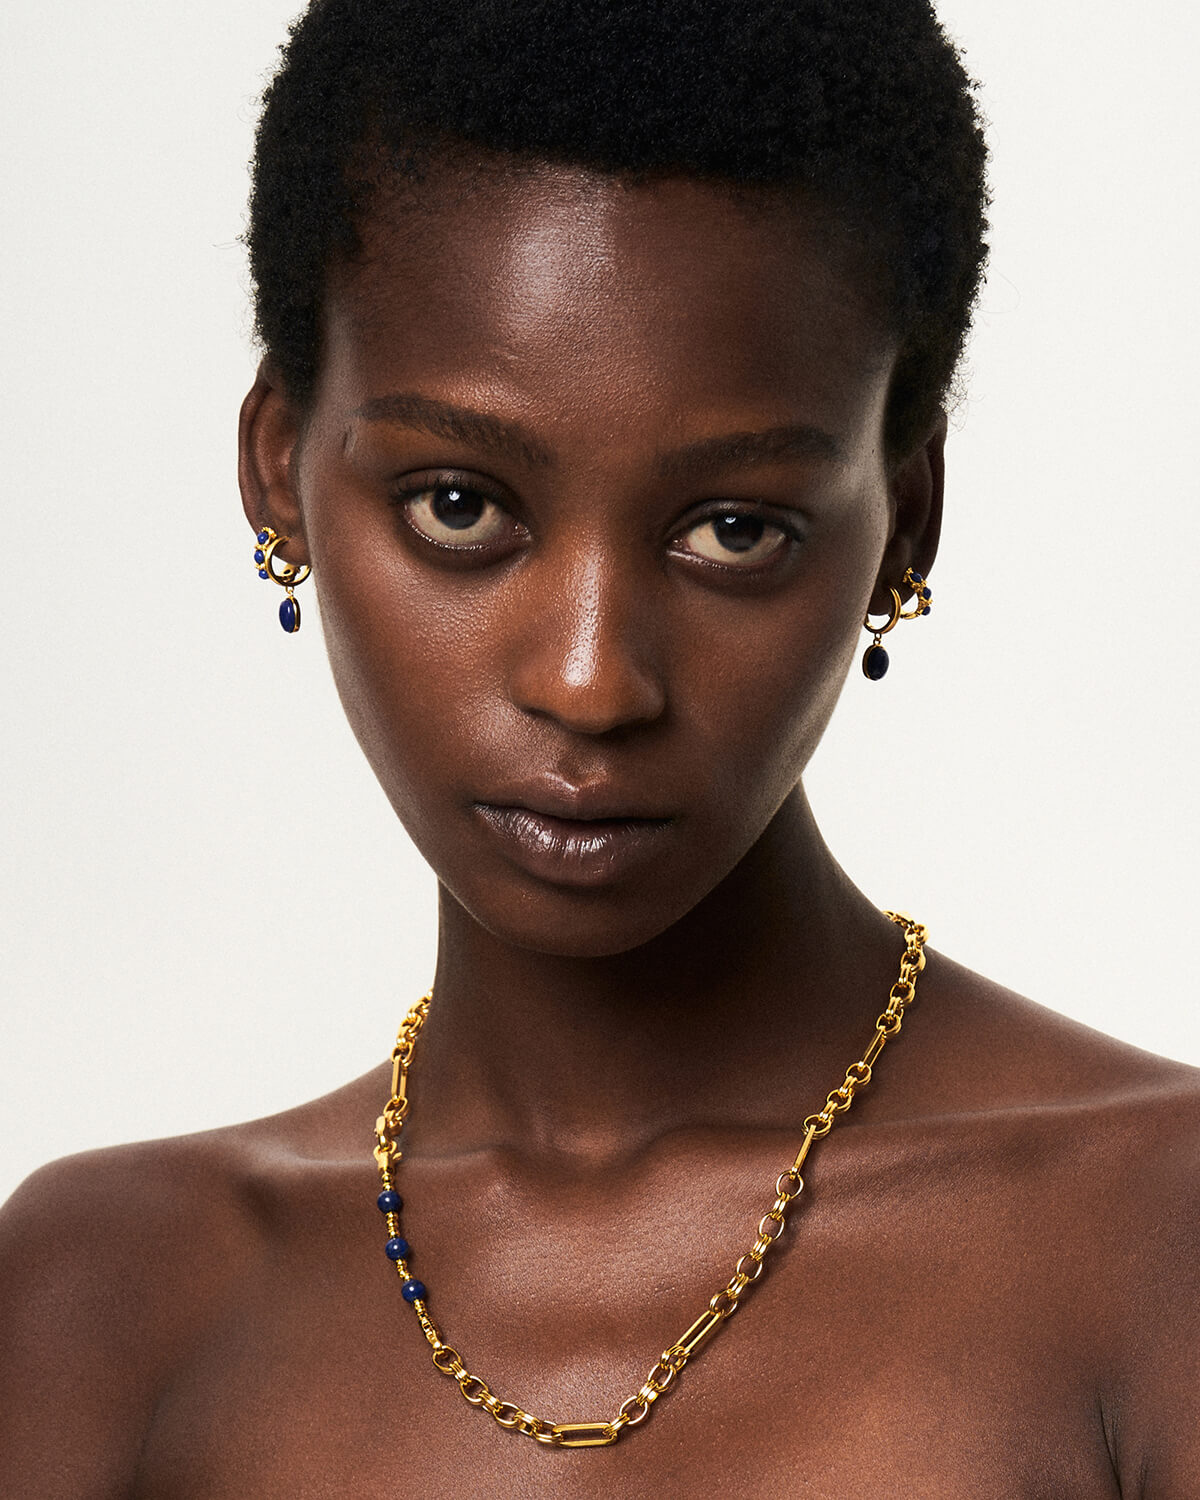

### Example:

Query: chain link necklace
xmin=372 ymin=910 xmax=927 ymax=1448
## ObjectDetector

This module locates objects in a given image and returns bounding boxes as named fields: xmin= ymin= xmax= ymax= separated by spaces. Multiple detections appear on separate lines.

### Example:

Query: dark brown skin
xmin=2 ymin=164 xmax=1198 ymax=1499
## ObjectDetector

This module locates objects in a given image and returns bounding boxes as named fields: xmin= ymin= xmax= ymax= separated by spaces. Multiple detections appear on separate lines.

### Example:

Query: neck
xmin=413 ymin=787 xmax=904 ymax=1165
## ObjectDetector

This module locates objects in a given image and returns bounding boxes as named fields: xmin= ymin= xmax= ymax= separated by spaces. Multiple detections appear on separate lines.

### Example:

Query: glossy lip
xmin=477 ymin=774 xmax=672 ymax=823
xmin=472 ymin=802 xmax=674 ymax=888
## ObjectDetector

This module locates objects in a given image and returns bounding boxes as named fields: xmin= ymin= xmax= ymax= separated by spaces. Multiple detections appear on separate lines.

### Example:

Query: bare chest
xmin=130 ymin=1146 xmax=1121 ymax=1499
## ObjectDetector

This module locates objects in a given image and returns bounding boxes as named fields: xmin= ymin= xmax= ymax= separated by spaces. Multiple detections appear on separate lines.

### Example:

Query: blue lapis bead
xmin=254 ymin=548 xmax=265 ymax=565
xmin=862 ymin=644 xmax=889 ymax=681
xmin=921 ymin=605 xmax=931 ymax=615
xmin=401 ymin=1278 xmax=427 ymax=1303
xmin=258 ymin=568 xmax=269 ymax=579
xmin=919 ymin=587 xmax=931 ymax=600
xmin=385 ymin=1236 xmax=411 ymax=1261
xmin=910 ymin=571 xmax=924 ymax=584
xmin=256 ymin=529 xmax=270 ymax=545
xmin=377 ymin=1189 xmax=403 ymax=1214
xmin=279 ymin=596 xmax=300 ymax=633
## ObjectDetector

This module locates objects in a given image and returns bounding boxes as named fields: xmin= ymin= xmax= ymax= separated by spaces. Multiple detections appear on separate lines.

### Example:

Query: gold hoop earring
xmin=861 ymin=590 xmax=902 ymax=680
xmin=253 ymin=526 xmax=312 ymax=634
xmin=861 ymin=567 xmax=932 ymax=680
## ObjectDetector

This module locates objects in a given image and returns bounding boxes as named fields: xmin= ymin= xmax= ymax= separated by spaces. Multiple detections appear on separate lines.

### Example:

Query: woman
xmin=2 ymin=0 xmax=1196 ymax=1494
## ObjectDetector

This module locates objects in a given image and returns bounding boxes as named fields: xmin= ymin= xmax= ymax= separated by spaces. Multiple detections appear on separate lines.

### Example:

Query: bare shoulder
xmin=913 ymin=950 xmax=1200 ymax=1298
xmin=918 ymin=953 xmax=1200 ymax=1496
xmin=920 ymin=947 xmax=1200 ymax=1127
xmin=0 ymin=1066 xmax=381 ymax=1500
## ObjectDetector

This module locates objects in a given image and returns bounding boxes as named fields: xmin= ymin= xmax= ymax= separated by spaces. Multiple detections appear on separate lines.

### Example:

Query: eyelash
xmin=389 ymin=474 xmax=806 ymax=569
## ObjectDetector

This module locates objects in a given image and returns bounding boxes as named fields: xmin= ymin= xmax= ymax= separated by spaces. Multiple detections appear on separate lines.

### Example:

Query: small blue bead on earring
xmin=252 ymin=526 xmax=311 ymax=633
xmin=861 ymin=566 xmax=933 ymax=679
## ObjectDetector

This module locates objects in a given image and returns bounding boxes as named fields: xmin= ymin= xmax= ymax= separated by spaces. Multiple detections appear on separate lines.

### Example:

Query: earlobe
xmin=237 ymin=363 xmax=310 ymax=565
xmin=868 ymin=412 xmax=946 ymax=616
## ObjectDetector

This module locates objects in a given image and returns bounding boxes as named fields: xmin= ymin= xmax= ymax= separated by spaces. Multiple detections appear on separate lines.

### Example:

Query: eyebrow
xmin=354 ymin=392 xmax=843 ymax=476
xmin=354 ymin=392 xmax=555 ymax=467
xmin=653 ymin=423 xmax=843 ymax=479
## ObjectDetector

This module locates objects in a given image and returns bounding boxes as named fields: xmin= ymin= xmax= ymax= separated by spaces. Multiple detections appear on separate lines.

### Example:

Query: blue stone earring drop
xmin=861 ymin=566 xmax=932 ymax=679
xmin=252 ymin=526 xmax=311 ymax=633
xmin=861 ymin=635 xmax=891 ymax=680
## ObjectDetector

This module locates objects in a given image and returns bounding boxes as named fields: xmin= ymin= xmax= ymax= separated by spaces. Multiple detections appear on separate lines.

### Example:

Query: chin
xmin=444 ymin=876 xmax=711 ymax=959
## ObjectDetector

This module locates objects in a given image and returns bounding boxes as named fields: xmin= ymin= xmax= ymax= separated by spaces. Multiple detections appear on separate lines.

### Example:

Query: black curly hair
xmin=248 ymin=0 xmax=988 ymax=458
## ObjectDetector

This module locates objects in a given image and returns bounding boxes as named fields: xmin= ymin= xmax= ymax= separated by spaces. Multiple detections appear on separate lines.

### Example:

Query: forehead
xmin=318 ymin=161 xmax=895 ymax=440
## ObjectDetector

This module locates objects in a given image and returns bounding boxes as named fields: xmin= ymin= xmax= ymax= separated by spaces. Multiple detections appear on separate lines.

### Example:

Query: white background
xmin=2 ymin=1 xmax=1197 ymax=1205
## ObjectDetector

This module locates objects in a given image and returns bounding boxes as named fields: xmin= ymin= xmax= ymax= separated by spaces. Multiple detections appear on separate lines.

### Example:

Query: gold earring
xmin=861 ymin=567 xmax=932 ymax=679
xmin=253 ymin=526 xmax=311 ymax=634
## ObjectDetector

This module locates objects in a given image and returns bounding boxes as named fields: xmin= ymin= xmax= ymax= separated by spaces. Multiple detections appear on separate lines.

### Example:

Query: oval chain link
xmin=376 ymin=912 xmax=926 ymax=1446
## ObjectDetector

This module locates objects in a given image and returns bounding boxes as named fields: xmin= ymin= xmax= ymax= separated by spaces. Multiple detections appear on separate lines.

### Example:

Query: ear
xmin=868 ymin=412 xmax=945 ymax=615
xmin=237 ymin=362 xmax=311 ymax=566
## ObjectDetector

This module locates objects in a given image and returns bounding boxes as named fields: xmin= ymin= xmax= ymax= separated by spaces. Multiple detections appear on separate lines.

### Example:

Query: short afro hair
xmin=248 ymin=0 xmax=988 ymax=458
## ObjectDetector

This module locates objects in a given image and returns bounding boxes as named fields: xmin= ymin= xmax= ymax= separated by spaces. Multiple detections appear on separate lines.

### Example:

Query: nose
xmin=505 ymin=544 xmax=667 ymax=735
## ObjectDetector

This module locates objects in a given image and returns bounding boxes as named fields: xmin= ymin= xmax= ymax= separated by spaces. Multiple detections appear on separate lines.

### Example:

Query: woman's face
xmin=245 ymin=164 xmax=938 ymax=956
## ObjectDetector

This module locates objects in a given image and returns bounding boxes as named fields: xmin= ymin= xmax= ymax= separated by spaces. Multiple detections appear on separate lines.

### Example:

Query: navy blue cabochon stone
xmin=254 ymin=549 xmax=265 ymax=565
xmin=258 ymin=568 xmax=269 ymax=580
xmin=377 ymin=1190 xmax=403 ymax=1214
xmin=401 ymin=1279 xmax=427 ymax=1303
xmin=279 ymin=596 xmax=300 ymax=633
xmin=385 ymin=1236 xmax=411 ymax=1261
xmin=862 ymin=644 xmax=889 ymax=680
xmin=257 ymin=529 xmax=270 ymax=545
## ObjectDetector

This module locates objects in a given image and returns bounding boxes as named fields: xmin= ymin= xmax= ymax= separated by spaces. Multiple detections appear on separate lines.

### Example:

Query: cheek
xmin=675 ymin=605 xmax=859 ymax=842
xmin=302 ymin=493 xmax=439 ymax=810
xmin=670 ymin=518 xmax=885 ymax=813
xmin=314 ymin=543 xmax=489 ymax=827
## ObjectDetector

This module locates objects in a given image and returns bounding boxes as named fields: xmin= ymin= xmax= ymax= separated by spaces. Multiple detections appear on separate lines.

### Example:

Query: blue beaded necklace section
xmin=376 ymin=1188 xmax=426 ymax=1303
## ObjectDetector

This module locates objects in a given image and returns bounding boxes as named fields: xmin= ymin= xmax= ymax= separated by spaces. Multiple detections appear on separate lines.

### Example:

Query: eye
xmin=675 ymin=511 xmax=792 ymax=567
xmin=400 ymin=483 xmax=512 ymax=548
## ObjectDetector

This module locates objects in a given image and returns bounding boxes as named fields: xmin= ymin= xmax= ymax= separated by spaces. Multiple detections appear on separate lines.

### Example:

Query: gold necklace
xmin=372 ymin=910 xmax=927 ymax=1448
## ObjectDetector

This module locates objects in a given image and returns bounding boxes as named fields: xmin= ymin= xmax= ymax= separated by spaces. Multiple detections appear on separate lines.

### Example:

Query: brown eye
xmin=404 ymin=485 xmax=510 ymax=547
xmin=678 ymin=512 xmax=790 ymax=566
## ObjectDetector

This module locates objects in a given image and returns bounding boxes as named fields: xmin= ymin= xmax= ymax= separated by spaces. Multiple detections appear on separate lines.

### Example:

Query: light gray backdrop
xmin=2 ymin=0 xmax=1197 ymax=1204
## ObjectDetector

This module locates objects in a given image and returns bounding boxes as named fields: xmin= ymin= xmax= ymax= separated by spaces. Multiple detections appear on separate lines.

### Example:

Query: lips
xmin=477 ymin=773 xmax=671 ymax=823
xmin=472 ymin=800 xmax=674 ymax=887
